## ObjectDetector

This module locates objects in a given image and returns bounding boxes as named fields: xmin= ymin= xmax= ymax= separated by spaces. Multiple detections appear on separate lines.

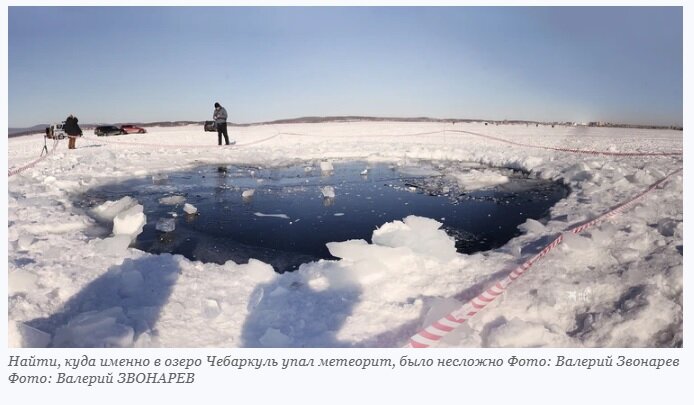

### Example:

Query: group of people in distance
xmin=55 ymin=101 xmax=235 ymax=150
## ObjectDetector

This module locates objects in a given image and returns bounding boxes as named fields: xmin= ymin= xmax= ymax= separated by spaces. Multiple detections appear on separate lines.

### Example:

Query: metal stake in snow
xmin=407 ymin=168 xmax=682 ymax=348
xmin=8 ymin=138 xmax=60 ymax=177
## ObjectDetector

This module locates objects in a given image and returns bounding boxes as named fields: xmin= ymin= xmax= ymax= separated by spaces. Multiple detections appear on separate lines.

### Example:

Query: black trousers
xmin=217 ymin=122 xmax=230 ymax=145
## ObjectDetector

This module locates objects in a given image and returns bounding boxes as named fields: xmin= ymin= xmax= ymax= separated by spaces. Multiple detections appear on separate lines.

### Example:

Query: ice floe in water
xmin=254 ymin=212 xmax=290 ymax=219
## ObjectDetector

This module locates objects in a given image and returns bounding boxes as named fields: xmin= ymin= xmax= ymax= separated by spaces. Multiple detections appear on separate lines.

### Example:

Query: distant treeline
xmin=586 ymin=121 xmax=683 ymax=131
xmin=241 ymin=116 xmax=683 ymax=131
xmin=236 ymin=116 xmax=684 ymax=130
xmin=9 ymin=116 xmax=682 ymax=137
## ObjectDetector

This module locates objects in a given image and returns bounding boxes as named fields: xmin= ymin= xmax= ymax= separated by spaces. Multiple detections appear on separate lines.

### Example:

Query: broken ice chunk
xmin=113 ymin=204 xmax=146 ymax=239
xmin=247 ymin=288 xmax=264 ymax=311
xmin=52 ymin=307 xmax=135 ymax=348
xmin=8 ymin=269 xmax=38 ymax=294
xmin=321 ymin=186 xmax=335 ymax=198
xmin=17 ymin=235 xmax=35 ymax=250
xmin=183 ymin=203 xmax=198 ymax=215
xmin=155 ymin=218 xmax=176 ymax=232
xmin=320 ymin=161 xmax=334 ymax=173
xmin=9 ymin=321 xmax=51 ymax=348
xmin=159 ymin=195 xmax=186 ymax=205
xmin=254 ymin=212 xmax=290 ymax=219
xmin=259 ymin=328 xmax=292 ymax=347
xmin=203 ymin=299 xmax=222 ymax=319
xmin=151 ymin=173 xmax=168 ymax=182
xmin=92 ymin=196 xmax=138 ymax=222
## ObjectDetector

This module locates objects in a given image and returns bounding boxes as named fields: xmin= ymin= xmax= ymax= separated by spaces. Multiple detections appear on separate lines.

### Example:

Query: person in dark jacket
xmin=213 ymin=102 xmax=235 ymax=146
xmin=64 ymin=114 xmax=82 ymax=150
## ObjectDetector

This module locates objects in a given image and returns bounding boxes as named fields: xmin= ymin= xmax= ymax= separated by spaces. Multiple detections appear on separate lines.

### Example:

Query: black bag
xmin=204 ymin=121 xmax=217 ymax=132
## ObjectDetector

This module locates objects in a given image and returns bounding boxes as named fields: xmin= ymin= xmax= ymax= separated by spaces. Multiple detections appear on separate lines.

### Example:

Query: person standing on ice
xmin=64 ymin=114 xmax=82 ymax=150
xmin=213 ymin=102 xmax=234 ymax=146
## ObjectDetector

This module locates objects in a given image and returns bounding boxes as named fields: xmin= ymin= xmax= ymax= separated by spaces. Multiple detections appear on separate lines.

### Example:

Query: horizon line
xmin=8 ymin=114 xmax=684 ymax=133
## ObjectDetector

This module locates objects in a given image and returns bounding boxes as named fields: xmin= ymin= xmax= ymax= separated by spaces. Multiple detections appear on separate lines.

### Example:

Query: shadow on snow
xmin=26 ymin=254 xmax=181 ymax=348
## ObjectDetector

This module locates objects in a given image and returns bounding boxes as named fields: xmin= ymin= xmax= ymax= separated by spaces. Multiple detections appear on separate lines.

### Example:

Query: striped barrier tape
xmin=81 ymin=132 xmax=281 ymax=149
xmin=80 ymin=128 xmax=446 ymax=149
xmin=8 ymin=139 xmax=60 ymax=178
xmin=280 ymin=128 xmax=682 ymax=157
xmin=448 ymin=129 xmax=683 ymax=157
xmin=407 ymin=167 xmax=683 ymax=348
xmin=237 ymin=133 xmax=282 ymax=147
xmin=9 ymin=132 xmax=280 ymax=177
xmin=7 ymin=128 xmax=446 ymax=179
xmin=280 ymin=129 xmax=447 ymax=138
xmin=77 ymin=128 xmax=682 ymax=158
xmin=10 ymin=126 xmax=680 ymax=179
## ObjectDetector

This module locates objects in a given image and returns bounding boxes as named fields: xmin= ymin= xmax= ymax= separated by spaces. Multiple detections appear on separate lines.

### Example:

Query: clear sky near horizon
xmin=8 ymin=6 xmax=683 ymax=128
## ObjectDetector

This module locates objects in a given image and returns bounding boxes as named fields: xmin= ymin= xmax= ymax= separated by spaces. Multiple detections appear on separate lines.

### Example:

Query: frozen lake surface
xmin=78 ymin=161 xmax=568 ymax=272
xmin=8 ymin=122 xmax=681 ymax=349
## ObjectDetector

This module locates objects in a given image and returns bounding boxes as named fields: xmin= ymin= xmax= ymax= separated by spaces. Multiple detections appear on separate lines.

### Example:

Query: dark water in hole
xmin=78 ymin=161 xmax=568 ymax=272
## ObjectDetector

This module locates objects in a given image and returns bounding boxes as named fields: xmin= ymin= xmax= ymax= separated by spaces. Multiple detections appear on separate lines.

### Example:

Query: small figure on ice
xmin=213 ymin=102 xmax=235 ymax=146
xmin=64 ymin=114 xmax=83 ymax=150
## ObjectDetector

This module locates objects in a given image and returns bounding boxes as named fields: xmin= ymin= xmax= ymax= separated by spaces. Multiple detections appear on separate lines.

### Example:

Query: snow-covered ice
xmin=93 ymin=235 xmax=132 ymax=257
xmin=7 ymin=121 xmax=683 ymax=347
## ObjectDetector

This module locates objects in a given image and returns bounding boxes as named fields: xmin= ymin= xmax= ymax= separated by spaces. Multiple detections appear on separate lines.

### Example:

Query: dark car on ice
xmin=94 ymin=125 xmax=125 ymax=136
xmin=204 ymin=121 xmax=217 ymax=132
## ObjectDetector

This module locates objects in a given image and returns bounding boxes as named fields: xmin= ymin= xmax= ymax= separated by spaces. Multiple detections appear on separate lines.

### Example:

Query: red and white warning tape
xmin=239 ymin=133 xmax=282 ymax=147
xmin=448 ymin=129 xmax=683 ymax=157
xmin=407 ymin=167 xmax=682 ymax=348
xmin=9 ymin=132 xmax=280 ymax=177
xmin=280 ymin=129 xmax=447 ymax=138
xmin=8 ymin=140 xmax=60 ymax=178
xmin=281 ymin=128 xmax=682 ymax=157
xmin=76 ymin=128 xmax=683 ymax=158
xmin=81 ymin=132 xmax=281 ymax=149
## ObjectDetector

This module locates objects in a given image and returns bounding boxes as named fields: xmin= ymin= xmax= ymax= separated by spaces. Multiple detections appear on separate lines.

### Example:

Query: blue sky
xmin=8 ymin=6 xmax=683 ymax=127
